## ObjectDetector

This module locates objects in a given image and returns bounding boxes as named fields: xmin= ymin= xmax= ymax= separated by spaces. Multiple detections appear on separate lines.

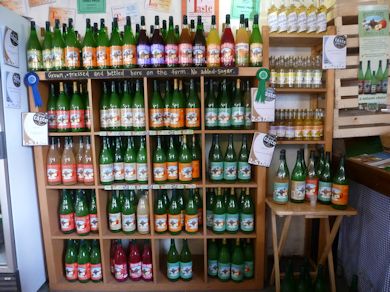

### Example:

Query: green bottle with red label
xmin=108 ymin=190 xmax=122 ymax=232
xmin=99 ymin=137 xmax=114 ymax=185
xmin=70 ymin=82 xmax=85 ymax=132
xmin=77 ymin=240 xmax=91 ymax=283
xmin=90 ymin=240 xmax=102 ymax=282
xmin=75 ymin=190 xmax=90 ymax=236
xmin=59 ymin=190 xmax=75 ymax=234
xmin=64 ymin=18 xmax=80 ymax=70
xmin=64 ymin=239 xmax=78 ymax=282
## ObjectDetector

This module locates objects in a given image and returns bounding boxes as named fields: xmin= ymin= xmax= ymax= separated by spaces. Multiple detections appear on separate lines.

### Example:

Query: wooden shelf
xmin=206 ymin=229 xmax=256 ymax=239
xmin=154 ymin=229 xmax=204 ymax=239
xmin=102 ymin=231 xmax=152 ymax=239
xmin=98 ymin=184 xmax=149 ymax=190
xmin=269 ymin=32 xmax=326 ymax=47
xmin=46 ymin=184 xmax=96 ymax=189
xmin=52 ymin=233 xmax=100 ymax=240
xmin=149 ymin=129 xmax=202 ymax=135
xmin=277 ymin=140 xmax=325 ymax=145
xmin=97 ymin=131 xmax=147 ymax=136
xmin=150 ymin=182 xmax=202 ymax=189
xmin=206 ymin=277 xmax=258 ymax=289
xmin=204 ymin=129 xmax=256 ymax=134
xmin=48 ymin=132 xmax=92 ymax=136
xmin=205 ymin=180 xmax=258 ymax=188
xmin=274 ymin=88 xmax=327 ymax=93
xmin=104 ymin=278 xmax=156 ymax=290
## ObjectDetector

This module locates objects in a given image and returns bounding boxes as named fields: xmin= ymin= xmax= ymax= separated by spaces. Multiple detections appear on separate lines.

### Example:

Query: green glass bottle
xmin=218 ymin=239 xmax=231 ymax=281
xmin=167 ymin=239 xmax=180 ymax=281
xmin=132 ymin=80 xmax=146 ymax=131
xmin=363 ymin=60 xmax=372 ymax=94
xmin=150 ymin=80 xmax=164 ymax=130
xmin=224 ymin=134 xmax=237 ymax=182
xmin=96 ymin=18 xmax=110 ymax=69
xmin=64 ymin=239 xmax=78 ymax=281
xmin=108 ymin=81 xmax=121 ymax=131
xmin=291 ymin=150 xmax=306 ymax=203
xmin=99 ymin=137 xmax=114 ymax=185
xmin=205 ymin=80 xmax=218 ymax=129
xmin=77 ymin=240 xmax=90 ymax=283
xmin=178 ymin=135 xmax=193 ymax=183
xmin=122 ymin=16 xmax=137 ymax=68
xmin=376 ymin=60 xmax=384 ymax=93
xmin=180 ymin=239 xmax=193 ymax=281
xmin=113 ymin=137 xmax=124 ymax=182
xmin=162 ymin=20 xmax=168 ymax=42
xmin=316 ymin=148 xmax=325 ymax=177
xmin=238 ymin=135 xmax=251 ymax=182
xmin=206 ymin=188 xmax=216 ymax=229
xmin=382 ymin=60 xmax=388 ymax=94
xmin=207 ymin=239 xmax=218 ymax=277
xmin=27 ymin=21 xmax=42 ymax=71
xmin=108 ymin=190 xmax=122 ymax=232
xmin=281 ymin=260 xmax=296 ymax=292
xmin=167 ymin=136 xmax=178 ymax=182
xmin=243 ymin=80 xmax=253 ymax=129
xmin=153 ymin=135 xmax=167 ymax=183
xmin=177 ymin=190 xmax=185 ymax=228
xmin=209 ymin=134 xmax=224 ymax=181
xmin=136 ymin=136 xmax=148 ymax=183
xmin=90 ymin=240 xmax=103 ymax=282
xmin=161 ymin=190 xmax=170 ymax=210
xmin=212 ymin=188 xmax=226 ymax=234
xmin=64 ymin=18 xmax=80 ymax=70
xmin=120 ymin=80 xmax=133 ymax=130
xmin=331 ymin=155 xmax=349 ymax=210
xmin=154 ymin=191 xmax=168 ymax=233
xmin=170 ymin=79 xmax=185 ymax=129
xmin=226 ymin=188 xmax=239 ymax=233
xmin=186 ymin=79 xmax=201 ymax=129
xmin=194 ymin=188 xmax=203 ymax=227
xmin=231 ymin=79 xmax=245 ymax=129
xmin=241 ymin=188 xmax=254 ymax=233
xmin=59 ymin=190 xmax=75 ymax=234
xmin=314 ymin=264 xmax=327 ymax=292
xmin=74 ymin=190 xmax=90 ymax=236
xmin=124 ymin=137 xmax=137 ymax=183
xmin=250 ymin=14 xmax=263 ymax=67
xmin=52 ymin=19 xmax=65 ymax=70
xmin=100 ymin=82 xmax=110 ymax=130
xmin=42 ymin=21 xmax=53 ymax=70
xmin=185 ymin=189 xmax=198 ymax=233
xmin=47 ymin=84 xmax=57 ymax=132
xmin=244 ymin=239 xmax=254 ymax=278
xmin=273 ymin=149 xmax=290 ymax=204
xmin=297 ymin=265 xmax=309 ymax=292
xmin=56 ymin=82 xmax=70 ymax=132
xmin=70 ymin=81 xmax=85 ymax=132
xmin=122 ymin=190 xmax=136 ymax=234
xmin=81 ymin=18 xmax=96 ymax=69
xmin=191 ymin=135 xmax=201 ymax=181
xmin=358 ymin=61 xmax=364 ymax=94
xmin=110 ymin=17 xmax=123 ymax=68
xmin=217 ymin=80 xmax=232 ymax=129
xmin=163 ymin=80 xmax=172 ymax=129
xmin=231 ymin=239 xmax=244 ymax=282
xmin=165 ymin=16 xmax=178 ymax=67
xmin=168 ymin=189 xmax=182 ymax=235
xmin=89 ymin=191 xmax=98 ymax=232
xmin=318 ymin=152 xmax=332 ymax=204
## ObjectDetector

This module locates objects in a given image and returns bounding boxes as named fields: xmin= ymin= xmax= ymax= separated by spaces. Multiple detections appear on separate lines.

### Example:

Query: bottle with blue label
xmin=167 ymin=239 xmax=180 ymax=281
xmin=217 ymin=80 xmax=232 ymax=129
xmin=240 ymin=188 xmax=254 ymax=233
xmin=205 ymin=80 xmax=218 ymax=129
xmin=273 ymin=149 xmax=290 ymax=204
xmin=238 ymin=135 xmax=251 ymax=182
xmin=212 ymin=188 xmax=226 ymax=234
xmin=223 ymin=134 xmax=237 ymax=182
xmin=318 ymin=151 xmax=332 ymax=204
xmin=179 ymin=239 xmax=192 ymax=281
xmin=217 ymin=239 xmax=231 ymax=281
xmin=290 ymin=150 xmax=306 ymax=203
xmin=209 ymin=134 xmax=224 ymax=181
xmin=207 ymin=239 xmax=218 ymax=277
xmin=226 ymin=188 xmax=239 ymax=233
xmin=231 ymin=239 xmax=244 ymax=282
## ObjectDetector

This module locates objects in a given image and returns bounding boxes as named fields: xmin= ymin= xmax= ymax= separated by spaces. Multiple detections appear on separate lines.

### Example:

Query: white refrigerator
xmin=0 ymin=6 xmax=46 ymax=292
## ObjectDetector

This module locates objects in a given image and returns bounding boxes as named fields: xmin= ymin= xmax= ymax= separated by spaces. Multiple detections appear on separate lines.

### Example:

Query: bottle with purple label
xmin=137 ymin=16 xmax=150 ymax=68
xmin=193 ymin=16 xmax=206 ymax=67
xmin=150 ymin=16 xmax=165 ymax=68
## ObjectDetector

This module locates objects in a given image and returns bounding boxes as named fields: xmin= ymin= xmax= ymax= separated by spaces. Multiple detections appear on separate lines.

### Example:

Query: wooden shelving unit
xmin=28 ymin=66 xmax=266 ymax=291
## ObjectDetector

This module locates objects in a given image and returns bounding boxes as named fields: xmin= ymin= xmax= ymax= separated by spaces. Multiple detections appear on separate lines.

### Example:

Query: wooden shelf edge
xmin=275 ymin=88 xmax=327 ymax=93
xmin=277 ymin=140 xmax=326 ymax=145
xmin=48 ymin=132 xmax=92 ymax=136
xmin=46 ymin=184 xmax=97 ymax=189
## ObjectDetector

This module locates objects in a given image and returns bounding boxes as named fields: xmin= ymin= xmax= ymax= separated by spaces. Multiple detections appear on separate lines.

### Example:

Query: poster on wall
xmin=182 ymin=0 xmax=218 ymax=32
xmin=28 ymin=0 xmax=55 ymax=8
xmin=3 ymin=27 xmax=19 ymax=68
xmin=112 ymin=2 xmax=140 ymax=28
xmin=5 ymin=71 xmax=21 ymax=109
xmin=0 ymin=0 xmax=26 ymax=15
xmin=78 ymin=0 xmax=106 ymax=14
xmin=358 ymin=5 xmax=390 ymax=111
xmin=230 ymin=0 xmax=259 ymax=19
xmin=145 ymin=0 xmax=171 ymax=13
xmin=49 ymin=7 xmax=76 ymax=27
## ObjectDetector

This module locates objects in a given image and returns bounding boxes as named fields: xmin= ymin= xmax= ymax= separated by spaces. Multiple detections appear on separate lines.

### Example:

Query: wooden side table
xmin=266 ymin=198 xmax=357 ymax=292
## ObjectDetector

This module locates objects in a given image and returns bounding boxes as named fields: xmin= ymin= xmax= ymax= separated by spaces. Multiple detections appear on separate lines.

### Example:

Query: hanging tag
xmin=22 ymin=112 xmax=48 ymax=146
xmin=255 ymin=68 xmax=271 ymax=103
xmin=24 ymin=72 xmax=42 ymax=107
xmin=248 ymin=133 xmax=277 ymax=167
xmin=251 ymin=87 xmax=276 ymax=122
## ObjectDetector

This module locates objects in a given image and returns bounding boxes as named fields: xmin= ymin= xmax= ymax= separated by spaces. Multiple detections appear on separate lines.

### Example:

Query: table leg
xmin=270 ymin=215 xmax=292 ymax=285
xmin=323 ymin=217 xmax=336 ymax=292
xmin=319 ymin=216 xmax=343 ymax=265
xmin=271 ymin=211 xmax=281 ymax=292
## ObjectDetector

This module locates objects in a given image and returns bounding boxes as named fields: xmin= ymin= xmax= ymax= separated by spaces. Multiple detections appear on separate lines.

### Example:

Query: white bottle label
xmin=297 ymin=12 xmax=307 ymax=32
xmin=307 ymin=12 xmax=317 ymax=33
xmin=268 ymin=12 xmax=278 ymax=32
xmin=137 ymin=214 xmax=149 ymax=233
xmin=287 ymin=12 xmax=298 ymax=33
xmin=122 ymin=213 xmax=136 ymax=232
xmin=278 ymin=12 xmax=287 ymax=32
xmin=317 ymin=12 xmax=327 ymax=33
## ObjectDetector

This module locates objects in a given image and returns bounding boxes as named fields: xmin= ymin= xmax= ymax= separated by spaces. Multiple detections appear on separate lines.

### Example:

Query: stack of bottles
xmin=272 ymin=148 xmax=349 ymax=209
xmin=269 ymin=56 xmax=323 ymax=88
xmin=64 ymin=239 xmax=102 ymax=282
xmin=166 ymin=239 xmax=193 ymax=281
xmin=358 ymin=60 xmax=389 ymax=95
xmin=47 ymin=82 xmax=91 ymax=132
xmin=59 ymin=189 xmax=98 ymax=235
xmin=206 ymin=188 xmax=254 ymax=234
xmin=208 ymin=134 xmax=251 ymax=182
xmin=205 ymin=79 xmax=253 ymax=130
xmin=267 ymin=0 xmax=327 ymax=34
xmin=269 ymin=108 xmax=324 ymax=141
xmin=110 ymin=239 xmax=153 ymax=282
xmin=154 ymin=189 xmax=203 ymax=234
xmin=207 ymin=238 xmax=254 ymax=282
xmin=47 ymin=136 xmax=94 ymax=185
xmin=27 ymin=12 xmax=264 ymax=71
xmin=107 ymin=190 xmax=150 ymax=234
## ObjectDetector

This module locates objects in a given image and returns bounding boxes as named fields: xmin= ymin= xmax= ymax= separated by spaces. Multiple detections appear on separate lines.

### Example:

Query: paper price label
xmin=248 ymin=133 xmax=277 ymax=167
xmin=251 ymin=87 xmax=276 ymax=122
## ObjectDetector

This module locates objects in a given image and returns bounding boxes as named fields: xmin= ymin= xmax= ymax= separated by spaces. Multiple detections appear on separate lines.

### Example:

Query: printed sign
xmin=183 ymin=0 xmax=217 ymax=32
xmin=322 ymin=35 xmax=347 ymax=69
xmin=145 ymin=0 xmax=171 ymax=12
xmin=248 ymin=133 xmax=277 ymax=167
xmin=5 ymin=71 xmax=21 ymax=108
xmin=230 ymin=0 xmax=260 ymax=19
xmin=251 ymin=87 xmax=275 ymax=122
xmin=3 ymin=27 xmax=19 ymax=68
xmin=49 ymin=7 xmax=76 ymax=27
xmin=28 ymin=0 xmax=55 ymax=7
xmin=22 ymin=112 xmax=49 ymax=146
xmin=0 ymin=0 xmax=26 ymax=15
xmin=77 ymin=0 xmax=106 ymax=14
xmin=111 ymin=3 xmax=140 ymax=28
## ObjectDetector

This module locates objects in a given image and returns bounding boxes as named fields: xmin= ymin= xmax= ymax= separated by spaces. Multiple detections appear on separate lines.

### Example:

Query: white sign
xmin=251 ymin=87 xmax=276 ymax=122
xmin=22 ymin=112 xmax=49 ymax=146
xmin=3 ymin=27 xmax=19 ymax=68
xmin=322 ymin=35 xmax=347 ymax=69
xmin=248 ymin=133 xmax=277 ymax=167
xmin=111 ymin=3 xmax=140 ymax=29
xmin=5 ymin=71 xmax=21 ymax=109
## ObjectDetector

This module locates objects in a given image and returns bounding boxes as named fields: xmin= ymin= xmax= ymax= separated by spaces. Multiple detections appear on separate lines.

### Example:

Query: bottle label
xmin=42 ymin=49 xmax=52 ymax=70
xmin=52 ymin=47 xmax=64 ymax=68
xmin=90 ymin=213 xmax=99 ymax=231
xmin=100 ymin=109 xmax=109 ymax=129
xmin=137 ymin=214 xmax=149 ymax=233
xmin=205 ymin=108 xmax=218 ymax=127
xmin=170 ymin=108 xmax=185 ymax=128
xmin=210 ymin=161 xmax=224 ymax=180
xmin=278 ymin=12 xmax=287 ymax=32
xmin=114 ymin=263 xmax=128 ymax=280
xmin=150 ymin=108 xmax=164 ymax=128
xmin=226 ymin=213 xmax=239 ymax=232
xmin=82 ymin=46 xmax=96 ymax=68
xmin=122 ymin=44 xmax=136 ymax=66
xmin=218 ymin=108 xmax=232 ymax=127
xmin=240 ymin=213 xmax=254 ymax=232
xmin=120 ymin=108 xmax=133 ymax=128
xmin=238 ymin=162 xmax=251 ymax=180
xmin=167 ymin=162 xmax=178 ymax=180
xmin=314 ymin=70 xmax=322 ymax=86
xmin=129 ymin=261 xmax=142 ymax=279
xmin=245 ymin=107 xmax=252 ymax=127
xmin=224 ymin=161 xmax=237 ymax=181
xmin=312 ymin=124 xmax=323 ymax=139
xmin=218 ymin=263 xmax=230 ymax=280
xmin=77 ymin=163 xmax=84 ymax=182
xmin=168 ymin=214 xmax=181 ymax=232
xmin=56 ymin=109 xmax=70 ymax=130
xmin=294 ymin=126 xmax=303 ymax=139
xmin=273 ymin=182 xmax=289 ymax=203
xmin=153 ymin=162 xmax=167 ymax=182
xmin=110 ymin=45 xmax=123 ymax=67
xmin=165 ymin=44 xmax=178 ymax=66
xmin=108 ymin=108 xmax=120 ymax=128
xmin=27 ymin=49 xmax=42 ymax=70
xmin=382 ymin=79 xmax=388 ymax=93
xmin=178 ymin=43 xmax=193 ymax=66
xmin=287 ymin=12 xmax=298 ymax=33
xmin=180 ymin=261 xmax=193 ymax=279
xmin=244 ymin=261 xmax=254 ymax=278
xmin=132 ymin=108 xmax=146 ymax=128
xmin=221 ymin=43 xmax=235 ymax=66
xmin=47 ymin=110 xmax=57 ymax=130
xmin=250 ymin=43 xmax=263 ymax=65
xmin=64 ymin=47 xmax=80 ymax=68
xmin=235 ymin=42 xmax=249 ymax=66
xmin=122 ymin=213 xmax=136 ymax=232
xmin=137 ymin=44 xmax=151 ymax=66
xmin=269 ymin=125 xmax=277 ymax=136
xmin=318 ymin=181 xmax=332 ymax=202
xmin=163 ymin=107 xmax=171 ymax=127
xmin=291 ymin=180 xmax=306 ymax=201
xmin=75 ymin=215 xmax=90 ymax=234
xmin=179 ymin=162 xmax=192 ymax=182
xmin=91 ymin=263 xmax=102 ymax=281
xmin=213 ymin=213 xmax=226 ymax=232
xmin=167 ymin=262 xmax=180 ymax=280
xmin=136 ymin=163 xmax=148 ymax=182
xmin=288 ymin=70 xmax=295 ymax=87
xmin=114 ymin=162 xmax=125 ymax=181
xmin=296 ymin=70 xmax=304 ymax=87
xmin=231 ymin=264 xmax=244 ymax=281
xmin=317 ymin=12 xmax=327 ymax=33
xmin=306 ymin=178 xmax=319 ymax=200
xmin=100 ymin=164 xmax=114 ymax=183
xmin=185 ymin=108 xmax=200 ymax=128
xmin=277 ymin=125 xmax=286 ymax=138
xmin=297 ymin=12 xmax=307 ymax=32
xmin=305 ymin=70 xmax=312 ymax=87
xmin=364 ymin=80 xmax=371 ymax=94
xmin=303 ymin=125 xmax=312 ymax=139
xmin=192 ymin=160 xmax=200 ymax=179
xmin=142 ymin=263 xmax=153 ymax=280
xmin=60 ymin=213 xmax=75 ymax=232
xmin=96 ymin=46 xmax=110 ymax=67
xmin=70 ymin=109 xmax=85 ymax=129
xmin=151 ymin=44 xmax=165 ymax=66
xmin=270 ymin=69 xmax=277 ymax=86
xmin=285 ymin=126 xmax=295 ymax=139
xmin=124 ymin=162 xmax=137 ymax=182
xmin=193 ymin=44 xmax=205 ymax=66
xmin=331 ymin=184 xmax=349 ymax=205
xmin=47 ymin=164 xmax=61 ymax=184
xmin=65 ymin=263 xmax=78 ymax=281
xmin=206 ymin=44 xmax=220 ymax=66
xmin=85 ymin=107 xmax=92 ymax=130
xmin=78 ymin=263 xmax=91 ymax=281
xmin=82 ymin=163 xmax=94 ymax=183
xmin=154 ymin=213 xmax=167 ymax=232
xmin=231 ymin=106 xmax=245 ymax=126
xmin=268 ymin=12 xmax=278 ymax=32
xmin=206 ymin=210 xmax=213 ymax=228
xmin=307 ymin=12 xmax=317 ymax=33
xmin=208 ymin=259 xmax=218 ymax=276
xmin=62 ymin=164 xmax=77 ymax=184
xmin=109 ymin=212 xmax=121 ymax=231
xmin=185 ymin=214 xmax=198 ymax=232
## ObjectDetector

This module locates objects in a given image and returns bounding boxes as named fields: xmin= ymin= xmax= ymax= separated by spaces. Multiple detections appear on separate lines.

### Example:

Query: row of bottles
xmin=269 ymin=108 xmax=324 ymax=141
xmin=270 ymin=55 xmax=323 ymax=88
xmin=207 ymin=238 xmax=254 ymax=282
xmin=166 ymin=239 xmax=193 ymax=281
xmin=47 ymin=136 xmax=94 ymax=186
xmin=107 ymin=190 xmax=150 ymax=234
xmin=27 ymin=13 xmax=263 ymax=71
xmin=267 ymin=0 xmax=327 ymax=34
xmin=206 ymin=188 xmax=254 ymax=234
xmin=273 ymin=149 xmax=349 ymax=209
xmin=59 ymin=189 xmax=98 ymax=235
xmin=110 ymin=239 xmax=153 ymax=282
xmin=208 ymin=134 xmax=251 ymax=182
xmin=64 ymin=239 xmax=102 ymax=282
xmin=358 ymin=60 xmax=389 ymax=95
